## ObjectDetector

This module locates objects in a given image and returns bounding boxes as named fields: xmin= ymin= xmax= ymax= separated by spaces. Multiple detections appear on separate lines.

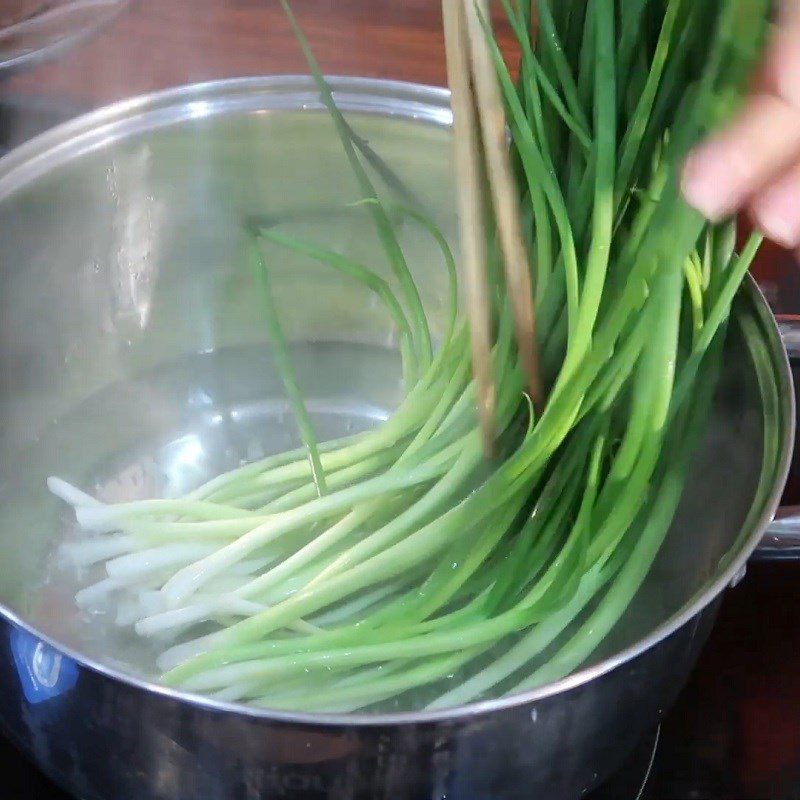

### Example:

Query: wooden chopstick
xmin=442 ymin=0 xmax=496 ymax=455
xmin=443 ymin=0 xmax=543 ymax=456
xmin=463 ymin=0 xmax=542 ymax=412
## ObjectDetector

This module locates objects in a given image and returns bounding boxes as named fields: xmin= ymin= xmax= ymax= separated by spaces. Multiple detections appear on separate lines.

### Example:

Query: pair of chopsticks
xmin=442 ymin=0 xmax=542 ymax=456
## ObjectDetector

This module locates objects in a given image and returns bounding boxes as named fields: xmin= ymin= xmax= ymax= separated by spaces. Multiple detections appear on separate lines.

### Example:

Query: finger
xmin=681 ymin=94 xmax=800 ymax=221
xmin=763 ymin=1 xmax=800 ymax=107
xmin=750 ymin=159 xmax=800 ymax=249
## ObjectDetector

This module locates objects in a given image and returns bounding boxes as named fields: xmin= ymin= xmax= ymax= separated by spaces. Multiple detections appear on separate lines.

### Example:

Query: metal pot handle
xmin=756 ymin=315 xmax=800 ymax=561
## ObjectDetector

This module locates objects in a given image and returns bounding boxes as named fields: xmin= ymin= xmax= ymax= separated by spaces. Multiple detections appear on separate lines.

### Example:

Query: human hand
xmin=681 ymin=1 xmax=800 ymax=250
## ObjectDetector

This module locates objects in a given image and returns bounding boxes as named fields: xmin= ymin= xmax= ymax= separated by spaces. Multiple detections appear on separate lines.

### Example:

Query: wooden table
xmin=6 ymin=0 xmax=515 ymax=106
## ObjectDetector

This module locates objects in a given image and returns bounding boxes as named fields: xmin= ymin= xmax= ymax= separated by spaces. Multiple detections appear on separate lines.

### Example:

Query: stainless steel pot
xmin=0 ymin=76 xmax=796 ymax=800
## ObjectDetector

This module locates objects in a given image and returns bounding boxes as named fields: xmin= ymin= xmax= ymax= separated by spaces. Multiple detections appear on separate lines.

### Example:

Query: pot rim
xmin=0 ymin=75 xmax=792 ymax=727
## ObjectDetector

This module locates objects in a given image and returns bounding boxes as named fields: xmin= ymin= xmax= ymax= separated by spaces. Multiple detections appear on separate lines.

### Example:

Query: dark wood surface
xmin=6 ymin=0 xmax=516 ymax=105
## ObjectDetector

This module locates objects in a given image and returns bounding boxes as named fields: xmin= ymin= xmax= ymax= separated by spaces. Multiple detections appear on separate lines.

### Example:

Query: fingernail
xmin=752 ymin=180 xmax=800 ymax=249
xmin=681 ymin=149 xmax=734 ymax=221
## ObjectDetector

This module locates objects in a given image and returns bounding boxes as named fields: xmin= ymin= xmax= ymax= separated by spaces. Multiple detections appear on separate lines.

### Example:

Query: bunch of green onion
xmin=51 ymin=0 xmax=773 ymax=712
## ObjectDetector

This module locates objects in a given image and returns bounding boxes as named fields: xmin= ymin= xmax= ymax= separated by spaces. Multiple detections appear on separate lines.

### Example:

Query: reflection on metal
xmin=9 ymin=626 xmax=78 ymax=703
xmin=760 ymin=315 xmax=800 ymax=560
xmin=31 ymin=640 xmax=61 ymax=687
xmin=107 ymin=147 xmax=162 ymax=331
xmin=777 ymin=315 xmax=800 ymax=361
xmin=0 ymin=93 xmax=83 ymax=157
xmin=755 ymin=505 xmax=800 ymax=561
xmin=634 ymin=725 xmax=660 ymax=800
xmin=592 ymin=725 xmax=661 ymax=800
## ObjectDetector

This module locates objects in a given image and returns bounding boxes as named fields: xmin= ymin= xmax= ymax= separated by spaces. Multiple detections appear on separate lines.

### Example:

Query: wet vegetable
xmin=51 ymin=0 xmax=772 ymax=711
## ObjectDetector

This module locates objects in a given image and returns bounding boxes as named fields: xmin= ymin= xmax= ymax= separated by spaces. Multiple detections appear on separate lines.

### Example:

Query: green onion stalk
xmin=50 ymin=0 xmax=773 ymax=712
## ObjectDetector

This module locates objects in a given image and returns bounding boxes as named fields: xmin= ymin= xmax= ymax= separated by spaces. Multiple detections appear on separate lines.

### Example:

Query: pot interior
xmin=0 ymin=78 xmax=788 ymax=711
